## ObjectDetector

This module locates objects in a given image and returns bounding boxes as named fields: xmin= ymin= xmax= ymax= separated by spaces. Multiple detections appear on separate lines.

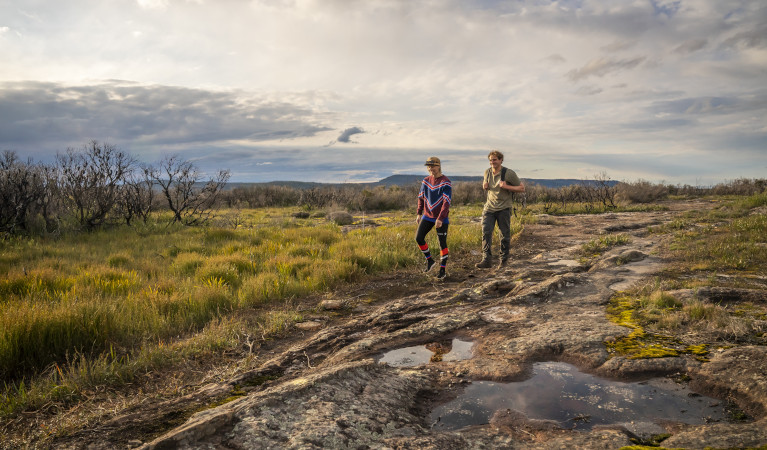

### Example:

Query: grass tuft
xmin=581 ymin=233 xmax=631 ymax=257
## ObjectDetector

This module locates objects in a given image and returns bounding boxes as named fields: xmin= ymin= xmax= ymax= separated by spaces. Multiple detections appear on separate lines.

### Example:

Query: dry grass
xmin=0 ymin=206 xmax=487 ymax=420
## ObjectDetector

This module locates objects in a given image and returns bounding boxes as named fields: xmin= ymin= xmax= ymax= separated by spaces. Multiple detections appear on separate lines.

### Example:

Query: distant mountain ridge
xmin=227 ymin=175 xmax=618 ymax=190
xmin=373 ymin=175 xmax=619 ymax=188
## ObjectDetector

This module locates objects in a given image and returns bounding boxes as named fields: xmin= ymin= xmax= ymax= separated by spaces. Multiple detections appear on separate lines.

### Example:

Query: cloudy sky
xmin=1 ymin=0 xmax=765 ymax=184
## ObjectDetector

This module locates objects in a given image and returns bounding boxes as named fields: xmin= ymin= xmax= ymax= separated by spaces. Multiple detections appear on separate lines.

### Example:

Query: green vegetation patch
xmin=605 ymin=293 xmax=710 ymax=361
xmin=581 ymin=233 xmax=631 ymax=257
xmin=530 ymin=202 xmax=666 ymax=216
xmin=666 ymin=193 xmax=767 ymax=273
xmin=619 ymin=446 xmax=684 ymax=450
xmin=627 ymin=433 xmax=673 ymax=448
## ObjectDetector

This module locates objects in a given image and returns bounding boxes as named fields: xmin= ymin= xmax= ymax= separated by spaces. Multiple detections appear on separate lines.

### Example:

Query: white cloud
xmin=136 ymin=0 xmax=169 ymax=10
xmin=566 ymin=56 xmax=648 ymax=81
xmin=0 ymin=0 xmax=765 ymax=185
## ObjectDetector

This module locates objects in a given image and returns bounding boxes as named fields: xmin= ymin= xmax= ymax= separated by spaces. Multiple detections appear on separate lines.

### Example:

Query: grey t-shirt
xmin=483 ymin=166 xmax=521 ymax=212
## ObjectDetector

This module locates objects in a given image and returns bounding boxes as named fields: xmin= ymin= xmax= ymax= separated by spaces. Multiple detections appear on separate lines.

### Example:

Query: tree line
xmin=3 ymin=140 xmax=765 ymax=237
xmin=0 ymin=141 xmax=229 ymax=236
xmin=220 ymin=173 xmax=766 ymax=214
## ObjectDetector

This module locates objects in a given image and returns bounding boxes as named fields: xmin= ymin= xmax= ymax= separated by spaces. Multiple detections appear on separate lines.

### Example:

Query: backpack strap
xmin=501 ymin=166 xmax=518 ymax=217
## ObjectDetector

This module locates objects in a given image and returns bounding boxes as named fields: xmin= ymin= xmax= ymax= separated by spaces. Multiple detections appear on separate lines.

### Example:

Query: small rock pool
xmin=430 ymin=361 xmax=737 ymax=431
xmin=377 ymin=338 xmax=474 ymax=367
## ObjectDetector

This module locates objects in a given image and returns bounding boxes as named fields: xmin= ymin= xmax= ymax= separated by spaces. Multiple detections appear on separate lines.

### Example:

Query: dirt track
xmin=47 ymin=200 xmax=767 ymax=449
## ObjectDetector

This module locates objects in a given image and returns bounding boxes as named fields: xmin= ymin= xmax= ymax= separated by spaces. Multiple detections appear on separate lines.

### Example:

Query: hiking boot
xmin=498 ymin=258 xmax=508 ymax=269
xmin=424 ymin=258 xmax=436 ymax=273
xmin=475 ymin=258 xmax=492 ymax=269
xmin=436 ymin=268 xmax=447 ymax=280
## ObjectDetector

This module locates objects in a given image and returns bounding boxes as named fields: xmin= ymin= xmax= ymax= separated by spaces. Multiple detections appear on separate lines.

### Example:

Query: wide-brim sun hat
xmin=424 ymin=156 xmax=441 ymax=166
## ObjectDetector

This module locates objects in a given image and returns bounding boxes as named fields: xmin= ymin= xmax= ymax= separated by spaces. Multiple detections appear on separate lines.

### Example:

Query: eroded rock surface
xmin=53 ymin=202 xmax=767 ymax=449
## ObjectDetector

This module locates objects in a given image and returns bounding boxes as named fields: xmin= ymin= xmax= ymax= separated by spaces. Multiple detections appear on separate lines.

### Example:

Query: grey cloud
xmin=600 ymin=40 xmax=638 ymax=53
xmin=544 ymin=54 xmax=566 ymax=64
xmin=621 ymin=117 xmax=696 ymax=131
xmin=673 ymin=39 xmax=707 ymax=54
xmin=337 ymin=126 xmax=365 ymax=143
xmin=649 ymin=94 xmax=767 ymax=116
xmin=575 ymin=86 xmax=603 ymax=96
xmin=723 ymin=24 xmax=767 ymax=49
xmin=516 ymin=3 xmax=661 ymax=37
xmin=566 ymin=57 xmax=646 ymax=81
xmin=0 ymin=81 xmax=332 ymax=151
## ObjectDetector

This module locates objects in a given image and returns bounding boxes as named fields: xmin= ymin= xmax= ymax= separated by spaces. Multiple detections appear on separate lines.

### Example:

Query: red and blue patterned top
xmin=417 ymin=175 xmax=452 ymax=224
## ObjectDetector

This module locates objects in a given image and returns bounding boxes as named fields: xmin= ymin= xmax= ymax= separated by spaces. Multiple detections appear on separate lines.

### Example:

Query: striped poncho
xmin=417 ymin=175 xmax=452 ymax=224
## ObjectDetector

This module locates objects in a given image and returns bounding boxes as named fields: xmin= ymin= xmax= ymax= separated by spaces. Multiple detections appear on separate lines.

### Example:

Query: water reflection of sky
xmin=431 ymin=361 xmax=730 ymax=431
xmin=377 ymin=338 xmax=474 ymax=367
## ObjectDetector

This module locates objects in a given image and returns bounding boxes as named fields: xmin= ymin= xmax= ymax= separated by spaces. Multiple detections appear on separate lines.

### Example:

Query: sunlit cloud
xmin=136 ymin=0 xmax=168 ymax=10
xmin=0 ymin=0 xmax=765 ymax=185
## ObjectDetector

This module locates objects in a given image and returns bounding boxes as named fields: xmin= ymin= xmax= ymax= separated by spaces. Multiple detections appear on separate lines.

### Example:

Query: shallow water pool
xmin=377 ymin=338 xmax=474 ymax=367
xmin=430 ymin=361 xmax=732 ymax=431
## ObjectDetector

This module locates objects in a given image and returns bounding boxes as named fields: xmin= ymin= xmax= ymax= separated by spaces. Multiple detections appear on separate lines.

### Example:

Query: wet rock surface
xmin=51 ymin=201 xmax=767 ymax=449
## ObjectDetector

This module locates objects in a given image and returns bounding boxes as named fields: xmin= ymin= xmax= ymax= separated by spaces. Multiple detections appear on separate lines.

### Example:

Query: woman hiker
xmin=415 ymin=156 xmax=452 ymax=280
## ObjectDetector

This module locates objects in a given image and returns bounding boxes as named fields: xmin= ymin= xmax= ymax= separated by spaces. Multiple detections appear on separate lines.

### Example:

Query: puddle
xmin=431 ymin=361 xmax=733 ymax=431
xmin=377 ymin=338 xmax=474 ymax=368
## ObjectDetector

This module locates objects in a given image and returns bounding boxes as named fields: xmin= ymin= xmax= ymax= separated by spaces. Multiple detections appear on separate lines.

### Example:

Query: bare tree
xmin=153 ymin=155 xmax=230 ymax=225
xmin=117 ymin=164 xmax=156 ymax=225
xmin=0 ymin=151 xmax=46 ymax=234
xmin=57 ymin=141 xmax=135 ymax=230
xmin=37 ymin=163 xmax=62 ymax=234
xmin=593 ymin=171 xmax=617 ymax=208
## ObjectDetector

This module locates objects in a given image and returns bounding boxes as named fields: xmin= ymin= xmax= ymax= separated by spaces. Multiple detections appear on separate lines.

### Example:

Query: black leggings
xmin=415 ymin=219 xmax=449 ymax=264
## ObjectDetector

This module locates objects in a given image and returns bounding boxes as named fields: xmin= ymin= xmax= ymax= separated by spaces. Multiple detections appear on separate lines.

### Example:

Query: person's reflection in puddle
xmin=426 ymin=339 xmax=453 ymax=362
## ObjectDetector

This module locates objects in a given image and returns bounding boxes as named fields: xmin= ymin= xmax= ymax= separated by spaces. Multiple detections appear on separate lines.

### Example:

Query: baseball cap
xmin=424 ymin=156 xmax=441 ymax=166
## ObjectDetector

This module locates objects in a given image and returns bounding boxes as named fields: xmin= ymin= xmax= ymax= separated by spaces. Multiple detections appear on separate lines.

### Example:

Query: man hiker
xmin=476 ymin=150 xmax=525 ymax=269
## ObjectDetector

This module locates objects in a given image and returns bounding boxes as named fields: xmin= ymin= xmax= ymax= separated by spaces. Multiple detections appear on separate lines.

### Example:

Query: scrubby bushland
xmin=708 ymin=178 xmax=767 ymax=197
xmin=224 ymin=184 xmax=420 ymax=212
xmin=618 ymin=178 xmax=767 ymax=204
xmin=221 ymin=175 xmax=767 ymax=213
xmin=451 ymin=181 xmax=486 ymax=205
xmin=226 ymin=184 xmax=302 ymax=208
xmin=0 ymin=143 xmax=231 ymax=236
xmin=222 ymin=182 xmax=487 ymax=212
xmin=616 ymin=179 xmax=670 ymax=204
xmin=524 ymin=177 xmax=616 ymax=213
